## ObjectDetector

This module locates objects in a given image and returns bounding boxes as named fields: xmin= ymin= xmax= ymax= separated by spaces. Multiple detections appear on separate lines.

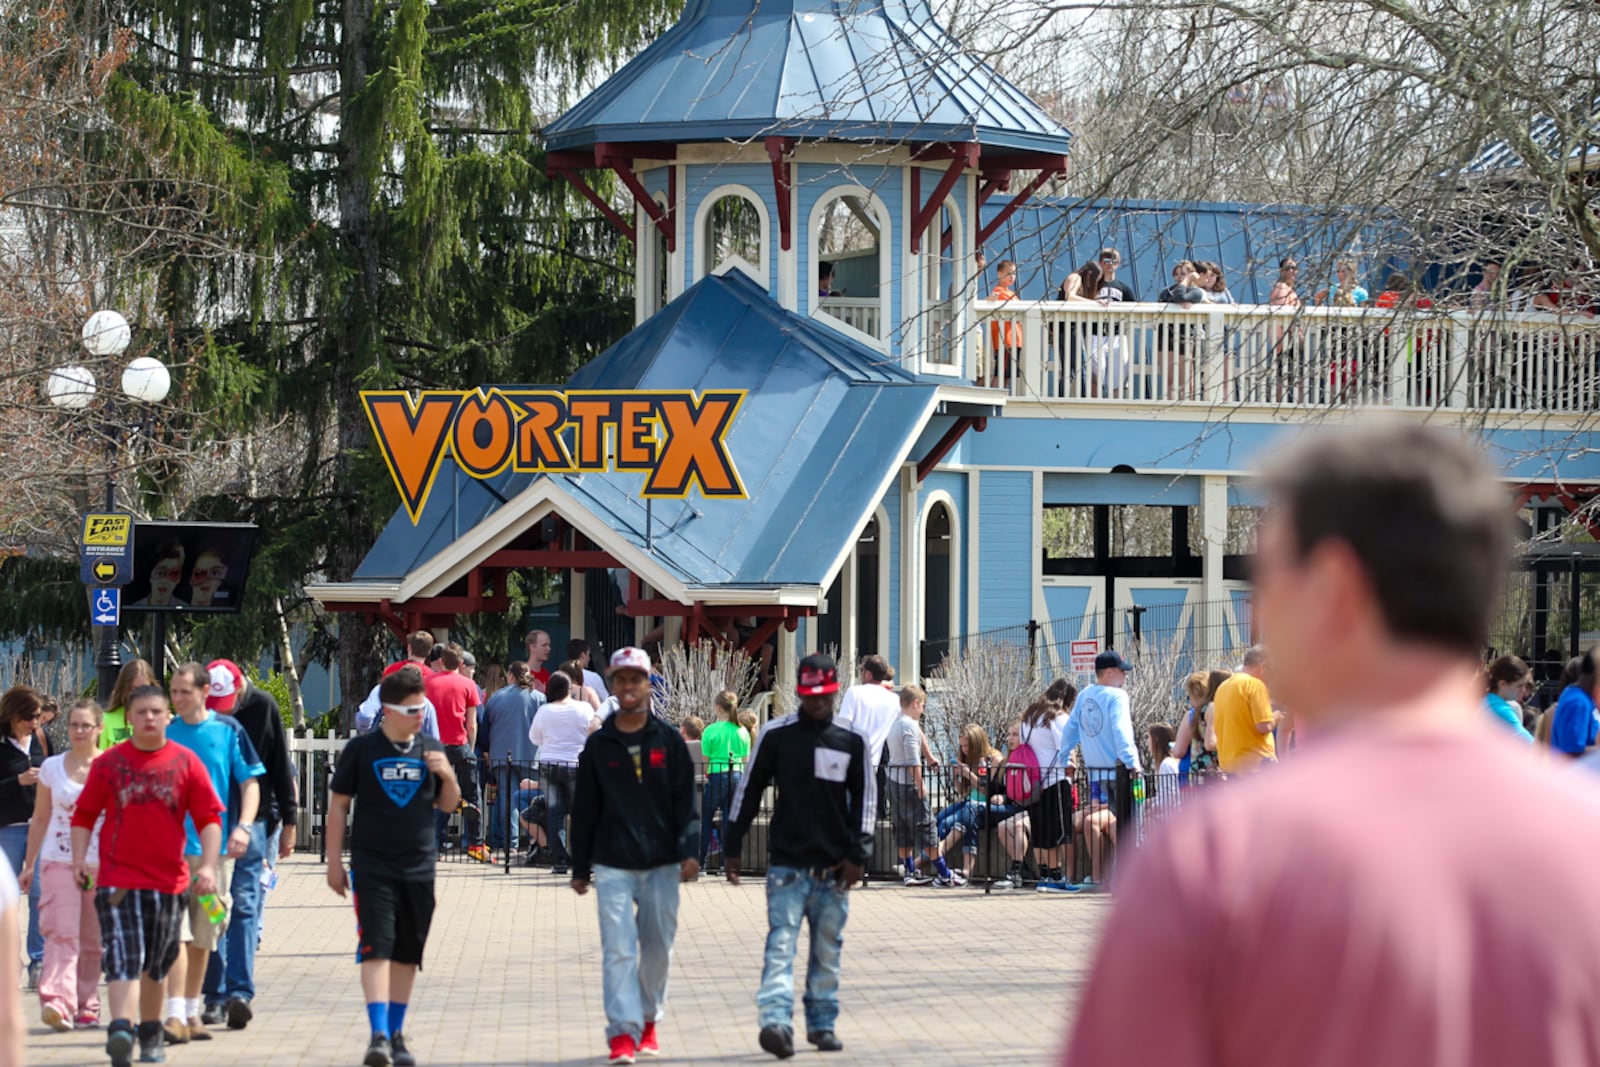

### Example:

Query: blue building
xmin=309 ymin=0 xmax=1600 ymax=687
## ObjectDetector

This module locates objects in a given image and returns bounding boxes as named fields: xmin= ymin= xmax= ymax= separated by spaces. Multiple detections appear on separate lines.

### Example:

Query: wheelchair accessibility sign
xmin=91 ymin=588 xmax=120 ymax=627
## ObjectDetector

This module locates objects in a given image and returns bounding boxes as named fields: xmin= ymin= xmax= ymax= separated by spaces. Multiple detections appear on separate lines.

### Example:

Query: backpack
xmin=1006 ymin=726 xmax=1042 ymax=804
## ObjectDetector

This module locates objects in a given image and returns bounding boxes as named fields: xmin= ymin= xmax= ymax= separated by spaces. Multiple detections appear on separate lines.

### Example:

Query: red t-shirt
xmin=382 ymin=659 xmax=435 ymax=678
xmin=72 ymin=741 xmax=223 ymax=894
xmin=424 ymin=670 xmax=480 ymax=746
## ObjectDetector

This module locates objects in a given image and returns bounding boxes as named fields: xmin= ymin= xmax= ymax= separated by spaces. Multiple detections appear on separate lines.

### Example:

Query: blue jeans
xmin=935 ymin=801 xmax=983 ymax=855
xmin=205 ymin=822 xmax=266 ymax=1005
xmin=758 ymin=866 xmax=849 ymax=1034
xmin=594 ymin=864 xmax=680 ymax=1042
xmin=700 ymin=772 xmax=740 ymax=863
xmin=0 ymin=824 xmax=42 ymax=964
xmin=543 ymin=764 xmax=577 ymax=865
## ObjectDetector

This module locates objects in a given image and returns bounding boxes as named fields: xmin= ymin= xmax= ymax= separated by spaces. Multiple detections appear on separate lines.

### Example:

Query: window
xmin=640 ymin=193 xmax=670 ymax=315
xmin=699 ymin=189 xmax=764 ymax=279
xmin=923 ymin=199 xmax=961 ymax=367
xmin=812 ymin=189 xmax=889 ymax=341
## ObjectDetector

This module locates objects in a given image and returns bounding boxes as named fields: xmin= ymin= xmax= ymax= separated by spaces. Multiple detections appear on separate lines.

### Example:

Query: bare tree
xmin=926 ymin=638 xmax=1042 ymax=758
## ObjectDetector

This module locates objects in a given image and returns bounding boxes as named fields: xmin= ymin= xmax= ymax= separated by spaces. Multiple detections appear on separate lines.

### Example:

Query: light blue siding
xmin=978 ymin=471 xmax=1034 ymax=630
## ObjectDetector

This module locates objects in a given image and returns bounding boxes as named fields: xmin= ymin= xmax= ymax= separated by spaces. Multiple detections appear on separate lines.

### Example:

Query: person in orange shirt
xmin=1211 ymin=646 xmax=1279 ymax=773
xmin=986 ymin=259 xmax=1021 ymax=389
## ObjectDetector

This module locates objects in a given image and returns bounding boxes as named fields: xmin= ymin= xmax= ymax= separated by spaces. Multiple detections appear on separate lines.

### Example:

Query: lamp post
xmin=46 ymin=310 xmax=171 ymax=703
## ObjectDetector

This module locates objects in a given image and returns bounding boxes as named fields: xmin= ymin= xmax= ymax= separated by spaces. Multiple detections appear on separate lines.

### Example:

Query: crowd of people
xmin=0 ymin=654 xmax=296 ymax=1067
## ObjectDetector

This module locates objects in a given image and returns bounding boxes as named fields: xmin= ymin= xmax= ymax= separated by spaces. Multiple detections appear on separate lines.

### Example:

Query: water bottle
xmin=1131 ymin=774 xmax=1146 ymax=805
xmin=198 ymin=893 xmax=226 ymax=925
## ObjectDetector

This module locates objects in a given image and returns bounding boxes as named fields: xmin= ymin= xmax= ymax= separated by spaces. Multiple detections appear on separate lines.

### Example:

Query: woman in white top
xmin=1021 ymin=689 xmax=1074 ymax=888
xmin=20 ymin=699 xmax=104 ymax=1031
xmin=528 ymin=673 xmax=600 ymax=874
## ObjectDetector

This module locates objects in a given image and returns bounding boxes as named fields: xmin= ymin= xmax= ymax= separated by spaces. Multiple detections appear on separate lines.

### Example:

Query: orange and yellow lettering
xmin=647 ymin=392 xmax=745 ymax=497
xmin=513 ymin=394 xmax=575 ymax=471
xmin=616 ymin=401 xmax=658 ymax=469
xmin=451 ymin=391 xmax=516 ymax=479
xmin=568 ymin=400 xmax=612 ymax=469
xmin=363 ymin=391 xmax=463 ymax=523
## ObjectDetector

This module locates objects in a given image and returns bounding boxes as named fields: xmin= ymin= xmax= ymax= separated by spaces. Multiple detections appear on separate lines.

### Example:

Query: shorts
xmin=95 ymin=888 xmax=187 ymax=983
xmin=351 ymin=870 xmax=435 ymax=966
xmin=887 ymin=781 xmax=935 ymax=851
xmin=1028 ymin=782 xmax=1072 ymax=848
xmin=520 ymin=796 xmax=548 ymax=826
xmin=178 ymin=856 xmax=231 ymax=950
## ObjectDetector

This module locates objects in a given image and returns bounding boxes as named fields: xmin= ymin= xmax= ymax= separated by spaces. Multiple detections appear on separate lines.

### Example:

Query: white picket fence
xmin=966 ymin=301 xmax=1600 ymax=413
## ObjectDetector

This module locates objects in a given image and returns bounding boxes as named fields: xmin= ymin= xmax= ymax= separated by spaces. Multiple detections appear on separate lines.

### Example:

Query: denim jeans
xmin=700 ymin=772 xmax=740 ymax=863
xmin=542 ymin=764 xmax=577 ymax=864
xmin=758 ymin=866 xmax=849 ymax=1034
xmin=935 ymin=801 xmax=983 ymax=855
xmin=0 ymin=823 xmax=42 ymax=964
xmin=204 ymin=822 xmax=266 ymax=1005
xmin=593 ymin=864 xmax=680 ymax=1042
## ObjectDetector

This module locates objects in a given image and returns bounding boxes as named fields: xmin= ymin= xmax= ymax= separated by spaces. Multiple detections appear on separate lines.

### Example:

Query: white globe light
xmin=45 ymin=365 xmax=97 ymax=409
xmin=82 ymin=310 xmax=131 ymax=357
xmin=121 ymin=356 xmax=171 ymax=403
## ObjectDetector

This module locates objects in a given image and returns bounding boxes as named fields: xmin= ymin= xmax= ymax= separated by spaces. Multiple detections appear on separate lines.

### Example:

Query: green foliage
xmin=246 ymin=667 xmax=295 ymax=730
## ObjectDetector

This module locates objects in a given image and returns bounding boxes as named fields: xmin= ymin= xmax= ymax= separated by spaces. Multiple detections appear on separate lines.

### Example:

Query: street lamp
xmin=45 ymin=309 xmax=170 ymax=702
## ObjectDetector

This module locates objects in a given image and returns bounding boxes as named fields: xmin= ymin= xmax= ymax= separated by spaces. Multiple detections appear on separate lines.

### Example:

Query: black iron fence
xmin=294 ymin=744 xmax=1219 ymax=889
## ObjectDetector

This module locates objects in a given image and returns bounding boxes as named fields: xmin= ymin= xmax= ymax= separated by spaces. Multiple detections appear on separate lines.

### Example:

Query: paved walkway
xmin=26 ymin=857 xmax=1108 ymax=1066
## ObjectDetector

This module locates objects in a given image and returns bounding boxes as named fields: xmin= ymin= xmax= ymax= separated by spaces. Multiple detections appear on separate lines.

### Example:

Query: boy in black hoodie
xmin=569 ymin=647 xmax=699 ymax=1066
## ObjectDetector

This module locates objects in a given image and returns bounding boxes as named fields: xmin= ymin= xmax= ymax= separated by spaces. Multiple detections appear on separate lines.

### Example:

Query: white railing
xmin=966 ymin=301 xmax=1600 ymax=413
xmin=818 ymin=296 xmax=882 ymax=339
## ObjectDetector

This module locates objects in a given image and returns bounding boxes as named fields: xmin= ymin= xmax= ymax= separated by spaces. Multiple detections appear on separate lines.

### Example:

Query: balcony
xmin=966 ymin=301 xmax=1600 ymax=417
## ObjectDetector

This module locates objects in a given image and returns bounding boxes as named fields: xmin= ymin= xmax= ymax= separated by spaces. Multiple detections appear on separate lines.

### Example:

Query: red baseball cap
xmin=796 ymin=653 xmax=839 ymax=696
xmin=206 ymin=659 xmax=244 ymax=711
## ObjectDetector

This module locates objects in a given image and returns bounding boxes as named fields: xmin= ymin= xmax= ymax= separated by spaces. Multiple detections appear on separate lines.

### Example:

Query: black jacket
xmin=0 ymin=739 xmax=45 ymax=826
xmin=232 ymin=685 xmax=297 ymax=832
xmin=726 ymin=711 xmax=873 ymax=870
xmin=569 ymin=712 xmax=698 ymax=882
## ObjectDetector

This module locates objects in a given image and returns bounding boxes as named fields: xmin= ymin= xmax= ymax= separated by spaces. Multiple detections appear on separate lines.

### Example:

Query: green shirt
xmin=99 ymin=706 xmax=133 ymax=750
xmin=701 ymin=720 xmax=750 ymax=773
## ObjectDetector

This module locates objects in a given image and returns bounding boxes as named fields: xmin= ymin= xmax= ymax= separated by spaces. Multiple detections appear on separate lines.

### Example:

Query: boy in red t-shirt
xmin=986 ymin=259 xmax=1022 ymax=388
xmin=423 ymin=646 xmax=487 ymax=860
xmin=72 ymin=685 xmax=223 ymax=1067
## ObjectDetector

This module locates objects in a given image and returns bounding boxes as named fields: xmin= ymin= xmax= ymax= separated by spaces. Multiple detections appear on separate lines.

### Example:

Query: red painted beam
xmin=483 ymin=549 xmax=620 ymax=569
xmin=600 ymin=152 xmax=674 ymax=250
xmin=550 ymin=167 xmax=633 ymax=242
xmin=910 ymin=144 xmax=978 ymax=253
xmin=977 ymin=166 xmax=1064 ymax=247
xmin=766 ymin=137 xmax=795 ymax=251
xmin=916 ymin=416 xmax=987 ymax=481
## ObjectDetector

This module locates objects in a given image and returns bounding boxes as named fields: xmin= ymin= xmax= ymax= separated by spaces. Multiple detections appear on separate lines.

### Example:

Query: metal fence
xmin=293 ymin=742 xmax=1218 ymax=890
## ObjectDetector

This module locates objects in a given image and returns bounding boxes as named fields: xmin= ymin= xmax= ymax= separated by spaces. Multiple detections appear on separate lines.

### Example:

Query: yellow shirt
xmin=1213 ymin=673 xmax=1276 ymax=773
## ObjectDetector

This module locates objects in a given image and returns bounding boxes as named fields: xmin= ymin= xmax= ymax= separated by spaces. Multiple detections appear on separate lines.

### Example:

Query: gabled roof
xmin=1461 ymin=98 xmax=1600 ymax=177
xmin=343 ymin=270 xmax=943 ymax=602
xmin=543 ymin=0 xmax=1072 ymax=159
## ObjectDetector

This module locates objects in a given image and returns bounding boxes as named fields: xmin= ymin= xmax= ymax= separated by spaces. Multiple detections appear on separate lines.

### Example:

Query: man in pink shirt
xmin=1064 ymin=422 xmax=1600 ymax=1067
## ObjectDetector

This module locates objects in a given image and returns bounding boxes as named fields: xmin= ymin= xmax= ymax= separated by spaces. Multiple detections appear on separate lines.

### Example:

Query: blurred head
xmin=1254 ymin=422 xmax=1512 ymax=718
xmin=0 ymin=686 xmax=42 ymax=740
xmin=378 ymin=667 xmax=427 ymax=739
xmin=1241 ymin=646 xmax=1269 ymax=681
xmin=996 ymin=259 xmax=1018 ymax=284
xmin=713 ymin=690 xmax=738 ymax=722
xmin=1005 ymin=720 xmax=1023 ymax=749
xmin=544 ymin=672 xmax=572 ymax=704
xmin=959 ymin=723 xmax=992 ymax=769
xmin=524 ymin=629 xmax=552 ymax=667
xmin=1097 ymin=249 xmax=1121 ymax=277
xmin=859 ymin=655 xmax=890 ymax=684
xmin=681 ymin=715 xmax=705 ymax=741
xmin=407 ymin=630 xmax=434 ymax=659
xmin=566 ymin=638 xmax=592 ymax=667
xmin=1149 ymin=723 xmax=1176 ymax=762
xmin=1184 ymin=670 xmax=1211 ymax=707
xmin=1043 ymin=677 xmax=1077 ymax=710
xmin=126 ymin=685 xmax=172 ymax=748
xmin=558 ymin=660 xmax=585 ymax=689
xmin=1486 ymin=654 xmax=1530 ymax=698
xmin=189 ymin=547 xmax=227 ymax=601
xmin=899 ymin=684 xmax=927 ymax=719
xmin=66 ymin=699 xmax=103 ymax=749
xmin=109 ymin=659 xmax=157 ymax=712
xmin=169 ymin=662 xmax=210 ymax=716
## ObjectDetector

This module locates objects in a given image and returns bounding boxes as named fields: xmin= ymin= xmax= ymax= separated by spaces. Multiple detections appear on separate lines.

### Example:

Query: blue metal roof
xmin=544 ymin=0 xmax=1072 ymax=158
xmin=353 ymin=270 xmax=941 ymax=589
xmin=1461 ymin=98 xmax=1600 ymax=176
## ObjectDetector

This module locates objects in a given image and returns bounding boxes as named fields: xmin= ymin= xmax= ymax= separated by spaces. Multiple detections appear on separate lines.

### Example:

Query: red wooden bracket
xmin=977 ymin=165 xmax=1064 ymax=247
xmin=550 ymin=166 xmax=634 ymax=242
xmin=598 ymin=147 xmax=675 ymax=251
xmin=766 ymin=137 xmax=795 ymax=251
xmin=910 ymin=144 xmax=978 ymax=254
xmin=977 ymin=172 xmax=1012 ymax=208
xmin=916 ymin=416 xmax=987 ymax=481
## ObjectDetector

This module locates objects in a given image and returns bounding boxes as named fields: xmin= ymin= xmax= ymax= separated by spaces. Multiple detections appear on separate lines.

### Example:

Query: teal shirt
xmin=701 ymin=720 xmax=750 ymax=773
xmin=167 ymin=711 xmax=267 ymax=853
xmin=1484 ymin=693 xmax=1534 ymax=744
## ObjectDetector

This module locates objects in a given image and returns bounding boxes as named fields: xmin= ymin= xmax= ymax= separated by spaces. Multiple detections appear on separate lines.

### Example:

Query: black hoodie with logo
xmin=726 ymin=711 xmax=873 ymax=870
xmin=569 ymin=710 xmax=698 ymax=882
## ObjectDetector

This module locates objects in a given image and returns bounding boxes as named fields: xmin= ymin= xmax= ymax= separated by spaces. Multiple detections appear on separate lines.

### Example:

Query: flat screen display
xmin=123 ymin=522 xmax=258 ymax=614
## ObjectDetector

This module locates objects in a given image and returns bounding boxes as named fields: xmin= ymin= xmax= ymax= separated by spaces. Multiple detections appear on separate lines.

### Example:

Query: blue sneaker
xmin=1036 ymin=879 xmax=1086 ymax=894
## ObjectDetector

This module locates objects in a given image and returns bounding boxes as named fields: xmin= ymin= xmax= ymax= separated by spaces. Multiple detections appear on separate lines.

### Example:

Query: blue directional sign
xmin=90 ymin=587 xmax=120 ymax=627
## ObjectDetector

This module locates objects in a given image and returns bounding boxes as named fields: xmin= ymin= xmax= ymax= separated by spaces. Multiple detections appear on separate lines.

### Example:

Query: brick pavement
xmin=25 ymin=856 xmax=1109 ymax=1066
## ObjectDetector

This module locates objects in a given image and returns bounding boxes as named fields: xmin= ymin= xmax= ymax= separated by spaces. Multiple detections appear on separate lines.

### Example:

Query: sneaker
xmin=758 ymin=1024 xmax=795 ymax=1060
xmin=390 ymin=1032 xmax=416 ymax=1067
xmin=224 ymin=995 xmax=253 ymax=1031
xmin=75 ymin=1012 xmax=100 ymax=1029
xmin=364 ymin=1031 xmax=392 ymax=1067
xmin=607 ymin=1034 xmax=637 ymax=1064
xmin=1037 ymin=879 xmax=1087 ymax=894
xmin=201 ymin=1003 xmax=225 ymax=1027
xmin=551 ymin=864 xmax=569 ymax=877
xmin=638 ymin=1021 xmax=659 ymax=1057
xmin=902 ymin=870 xmax=933 ymax=886
xmin=186 ymin=1016 xmax=212 ymax=1041
xmin=932 ymin=871 xmax=968 ymax=888
xmin=466 ymin=844 xmax=493 ymax=863
xmin=162 ymin=1016 xmax=188 ymax=1044
xmin=807 ymin=1031 xmax=844 ymax=1052
xmin=137 ymin=1021 xmax=166 ymax=1063
xmin=41 ymin=1004 xmax=72 ymax=1032
xmin=106 ymin=1020 xmax=135 ymax=1067
xmin=991 ymin=874 xmax=1019 ymax=891
xmin=24 ymin=960 xmax=40 ymax=990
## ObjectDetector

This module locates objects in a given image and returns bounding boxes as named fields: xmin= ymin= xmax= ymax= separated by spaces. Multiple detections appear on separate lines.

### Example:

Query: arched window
xmin=811 ymin=188 xmax=890 ymax=344
xmin=819 ymin=510 xmax=888 ymax=662
xmin=923 ymin=199 xmax=962 ymax=369
xmin=921 ymin=498 xmax=958 ymax=675
xmin=640 ymin=193 xmax=671 ymax=315
xmin=693 ymin=185 xmax=767 ymax=282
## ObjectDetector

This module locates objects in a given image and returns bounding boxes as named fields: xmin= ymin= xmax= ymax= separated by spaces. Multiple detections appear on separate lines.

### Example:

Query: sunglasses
xmin=382 ymin=702 xmax=427 ymax=716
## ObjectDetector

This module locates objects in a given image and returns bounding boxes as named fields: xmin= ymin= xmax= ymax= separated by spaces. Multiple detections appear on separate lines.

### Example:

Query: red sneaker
xmin=608 ymin=1034 xmax=637 ymax=1064
xmin=638 ymin=1022 xmax=659 ymax=1057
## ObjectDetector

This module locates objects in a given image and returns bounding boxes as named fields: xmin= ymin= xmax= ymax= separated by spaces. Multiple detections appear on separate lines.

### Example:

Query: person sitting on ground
xmin=991 ymin=721 xmax=1033 ymax=890
xmin=1483 ymin=655 xmax=1535 ymax=743
xmin=933 ymin=724 xmax=1015 ymax=886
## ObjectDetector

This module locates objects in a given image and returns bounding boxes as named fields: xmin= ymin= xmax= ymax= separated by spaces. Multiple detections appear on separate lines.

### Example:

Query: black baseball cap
xmin=797 ymin=653 xmax=840 ymax=696
xmin=1095 ymin=650 xmax=1134 ymax=672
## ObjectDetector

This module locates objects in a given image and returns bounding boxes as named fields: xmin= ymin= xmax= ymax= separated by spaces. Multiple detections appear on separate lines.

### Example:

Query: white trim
xmin=917 ymin=489 xmax=960 ymax=653
xmin=844 ymin=504 xmax=892 ymax=660
xmin=808 ymin=184 xmax=892 ymax=353
xmin=919 ymin=191 xmax=964 ymax=377
xmin=966 ymin=469 xmax=980 ymax=635
xmin=670 ymin=168 xmax=687 ymax=300
xmin=691 ymin=184 xmax=770 ymax=284
xmin=1031 ymin=469 xmax=1048 ymax=631
xmin=898 ymin=465 xmax=919 ymax=678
